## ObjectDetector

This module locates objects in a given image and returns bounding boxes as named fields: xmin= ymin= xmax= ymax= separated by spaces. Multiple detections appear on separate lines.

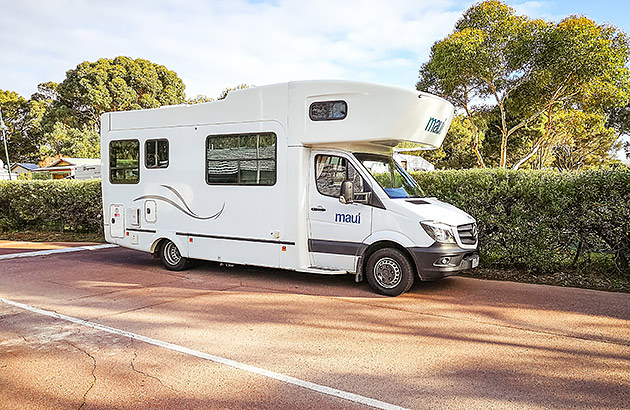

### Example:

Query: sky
xmin=1 ymin=0 xmax=630 ymax=101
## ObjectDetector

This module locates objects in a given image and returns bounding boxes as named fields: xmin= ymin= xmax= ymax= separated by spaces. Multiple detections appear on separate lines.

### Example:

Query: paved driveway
xmin=0 ymin=244 xmax=629 ymax=409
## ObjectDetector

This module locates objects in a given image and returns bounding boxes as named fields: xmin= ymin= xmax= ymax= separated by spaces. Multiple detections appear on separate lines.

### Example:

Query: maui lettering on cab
xmin=425 ymin=117 xmax=445 ymax=134
xmin=335 ymin=212 xmax=361 ymax=224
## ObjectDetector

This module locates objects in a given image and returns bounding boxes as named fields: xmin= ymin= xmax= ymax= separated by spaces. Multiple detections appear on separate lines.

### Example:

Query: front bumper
xmin=407 ymin=243 xmax=479 ymax=281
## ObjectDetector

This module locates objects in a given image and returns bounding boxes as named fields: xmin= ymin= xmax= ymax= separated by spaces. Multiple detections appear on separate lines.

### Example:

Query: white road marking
xmin=0 ymin=297 xmax=411 ymax=410
xmin=0 ymin=244 xmax=117 ymax=260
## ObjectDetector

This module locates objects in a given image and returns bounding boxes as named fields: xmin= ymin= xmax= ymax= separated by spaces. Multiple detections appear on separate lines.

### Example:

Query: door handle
xmin=311 ymin=206 xmax=326 ymax=212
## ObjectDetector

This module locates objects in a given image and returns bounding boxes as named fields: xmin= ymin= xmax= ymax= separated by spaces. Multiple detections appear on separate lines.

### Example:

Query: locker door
xmin=110 ymin=204 xmax=124 ymax=238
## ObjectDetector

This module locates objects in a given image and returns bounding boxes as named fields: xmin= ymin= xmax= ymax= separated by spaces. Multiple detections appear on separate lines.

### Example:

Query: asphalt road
xmin=0 ymin=241 xmax=629 ymax=409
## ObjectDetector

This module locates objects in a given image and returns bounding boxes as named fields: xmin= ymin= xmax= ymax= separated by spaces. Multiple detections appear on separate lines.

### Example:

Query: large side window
xmin=109 ymin=139 xmax=139 ymax=184
xmin=315 ymin=155 xmax=365 ymax=198
xmin=145 ymin=139 xmax=169 ymax=169
xmin=206 ymin=133 xmax=276 ymax=185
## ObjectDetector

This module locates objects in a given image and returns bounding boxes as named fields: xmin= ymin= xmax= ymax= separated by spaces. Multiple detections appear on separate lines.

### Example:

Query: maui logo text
xmin=335 ymin=212 xmax=361 ymax=224
xmin=425 ymin=117 xmax=445 ymax=134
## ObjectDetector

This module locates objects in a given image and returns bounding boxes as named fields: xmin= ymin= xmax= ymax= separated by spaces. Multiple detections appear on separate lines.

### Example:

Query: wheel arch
xmin=357 ymin=240 xmax=418 ymax=281
xmin=150 ymin=233 xmax=187 ymax=257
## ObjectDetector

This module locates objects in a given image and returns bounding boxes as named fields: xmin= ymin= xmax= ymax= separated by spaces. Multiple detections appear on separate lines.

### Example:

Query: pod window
xmin=309 ymin=100 xmax=347 ymax=121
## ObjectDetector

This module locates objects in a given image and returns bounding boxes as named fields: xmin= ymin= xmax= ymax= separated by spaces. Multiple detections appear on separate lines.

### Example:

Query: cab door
xmin=308 ymin=153 xmax=372 ymax=270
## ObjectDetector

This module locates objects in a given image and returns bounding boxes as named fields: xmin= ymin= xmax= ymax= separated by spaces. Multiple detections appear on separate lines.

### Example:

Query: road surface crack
xmin=130 ymin=351 xmax=174 ymax=390
xmin=65 ymin=341 xmax=97 ymax=410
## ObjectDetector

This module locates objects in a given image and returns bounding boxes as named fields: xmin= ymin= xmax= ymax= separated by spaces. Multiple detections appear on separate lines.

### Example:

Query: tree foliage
xmin=27 ymin=57 xmax=187 ymax=161
xmin=3 ymin=57 xmax=258 ymax=163
xmin=218 ymin=83 xmax=253 ymax=100
xmin=38 ymin=122 xmax=100 ymax=159
xmin=418 ymin=0 xmax=630 ymax=169
xmin=44 ymin=56 xmax=186 ymax=130
xmin=0 ymin=89 xmax=47 ymax=163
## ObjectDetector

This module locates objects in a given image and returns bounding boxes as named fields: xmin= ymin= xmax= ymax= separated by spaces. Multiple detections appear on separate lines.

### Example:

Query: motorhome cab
xmin=101 ymin=81 xmax=478 ymax=296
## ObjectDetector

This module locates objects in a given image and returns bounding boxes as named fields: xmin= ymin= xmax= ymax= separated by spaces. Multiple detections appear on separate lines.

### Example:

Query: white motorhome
xmin=101 ymin=81 xmax=478 ymax=296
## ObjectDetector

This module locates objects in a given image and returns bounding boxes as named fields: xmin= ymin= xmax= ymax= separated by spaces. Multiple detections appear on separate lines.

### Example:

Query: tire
xmin=366 ymin=248 xmax=415 ymax=296
xmin=160 ymin=240 xmax=190 ymax=271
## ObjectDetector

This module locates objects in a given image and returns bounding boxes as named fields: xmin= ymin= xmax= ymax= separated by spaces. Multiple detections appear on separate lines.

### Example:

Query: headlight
xmin=421 ymin=221 xmax=456 ymax=244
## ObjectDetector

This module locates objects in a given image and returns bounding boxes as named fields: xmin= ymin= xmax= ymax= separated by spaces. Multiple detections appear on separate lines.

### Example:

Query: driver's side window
xmin=315 ymin=155 xmax=365 ymax=198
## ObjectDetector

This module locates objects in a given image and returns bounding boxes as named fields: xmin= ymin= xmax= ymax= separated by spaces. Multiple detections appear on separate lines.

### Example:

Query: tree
xmin=43 ymin=56 xmax=186 ymax=131
xmin=418 ymin=0 xmax=630 ymax=169
xmin=38 ymin=122 xmax=100 ymax=159
xmin=35 ymin=57 xmax=186 ymax=160
xmin=548 ymin=110 xmax=622 ymax=170
xmin=0 ymin=89 xmax=47 ymax=163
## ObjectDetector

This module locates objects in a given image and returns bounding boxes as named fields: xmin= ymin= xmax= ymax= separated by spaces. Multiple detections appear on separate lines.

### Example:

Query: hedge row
xmin=1 ymin=169 xmax=628 ymax=276
xmin=412 ymin=168 xmax=630 ymax=275
xmin=0 ymin=179 xmax=102 ymax=233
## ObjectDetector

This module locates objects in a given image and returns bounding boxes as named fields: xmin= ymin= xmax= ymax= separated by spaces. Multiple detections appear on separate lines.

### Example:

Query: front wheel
xmin=160 ymin=240 xmax=191 ymax=271
xmin=366 ymin=248 xmax=415 ymax=296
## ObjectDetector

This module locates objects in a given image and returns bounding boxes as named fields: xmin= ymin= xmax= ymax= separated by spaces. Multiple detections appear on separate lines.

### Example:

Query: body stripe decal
xmin=133 ymin=184 xmax=225 ymax=220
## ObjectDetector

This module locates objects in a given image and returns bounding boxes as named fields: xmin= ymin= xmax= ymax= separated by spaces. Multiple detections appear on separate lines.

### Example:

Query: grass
xmin=1 ymin=230 xmax=628 ymax=293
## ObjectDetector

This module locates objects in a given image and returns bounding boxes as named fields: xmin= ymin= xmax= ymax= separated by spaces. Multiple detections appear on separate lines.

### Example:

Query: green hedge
xmin=0 ymin=179 xmax=102 ymax=233
xmin=1 ymin=170 xmax=628 ymax=276
xmin=412 ymin=168 xmax=630 ymax=275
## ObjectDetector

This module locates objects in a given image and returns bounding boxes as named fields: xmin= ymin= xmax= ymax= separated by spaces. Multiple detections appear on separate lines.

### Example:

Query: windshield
xmin=354 ymin=153 xmax=425 ymax=199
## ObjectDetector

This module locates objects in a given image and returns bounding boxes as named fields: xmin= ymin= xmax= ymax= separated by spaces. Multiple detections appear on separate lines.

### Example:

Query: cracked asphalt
xmin=0 ymin=242 xmax=629 ymax=409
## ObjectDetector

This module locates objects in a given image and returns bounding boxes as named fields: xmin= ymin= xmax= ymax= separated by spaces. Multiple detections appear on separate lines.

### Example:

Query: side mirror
xmin=340 ymin=180 xmax=354 ymax=204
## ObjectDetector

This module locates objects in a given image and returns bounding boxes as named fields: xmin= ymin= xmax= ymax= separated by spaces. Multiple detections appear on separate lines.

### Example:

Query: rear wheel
xmin=366 ymin=248 xmax=414 ymax=296
xmin=160 ymin=240 xmax=190 ymax=271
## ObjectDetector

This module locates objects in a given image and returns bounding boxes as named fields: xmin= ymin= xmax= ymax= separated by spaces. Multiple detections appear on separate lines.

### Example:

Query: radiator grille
xmin=457 ymin=223 xmax=478 ymax=245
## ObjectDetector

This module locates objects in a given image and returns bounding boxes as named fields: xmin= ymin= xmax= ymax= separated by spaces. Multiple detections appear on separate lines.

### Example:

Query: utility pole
xmin=0 ymin=110 xmax=12 ymax=180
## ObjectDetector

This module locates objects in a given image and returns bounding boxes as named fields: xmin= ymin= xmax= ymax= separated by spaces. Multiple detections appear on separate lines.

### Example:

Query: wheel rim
xmin=163 ymin=241 xmax=181 ymax=266
xmin=373 ymin=257 xmax=402 ymax=289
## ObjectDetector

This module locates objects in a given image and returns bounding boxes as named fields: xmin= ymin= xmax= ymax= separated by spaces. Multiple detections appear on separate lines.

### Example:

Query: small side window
xmin=110 ymin=140 xmax=140 ymax=184
xmin=146 ymin=139 xmax=169 ymax=169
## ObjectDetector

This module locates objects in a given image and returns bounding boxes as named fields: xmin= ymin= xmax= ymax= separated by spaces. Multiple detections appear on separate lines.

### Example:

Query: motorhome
xmin=100 ymin=80 xmax=478 ymax=296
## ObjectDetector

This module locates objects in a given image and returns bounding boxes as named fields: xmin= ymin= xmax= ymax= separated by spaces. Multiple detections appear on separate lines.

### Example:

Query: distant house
xmin=0 ymin=159 xmax=17 ymax=180
xmin=32 ymin=157 xmax=101 ymax=180
xmin=11 ymin=163 xmax=38 ymax=175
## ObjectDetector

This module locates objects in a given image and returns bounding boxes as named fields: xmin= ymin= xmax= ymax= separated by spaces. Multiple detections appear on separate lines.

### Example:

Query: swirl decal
xmin=134 ymin=185 xmax=224 ymax=220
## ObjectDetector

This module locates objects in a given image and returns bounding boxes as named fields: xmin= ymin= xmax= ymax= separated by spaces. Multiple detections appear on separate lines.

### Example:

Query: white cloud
xmin=0 ymin=0 xmax=468 ymax=99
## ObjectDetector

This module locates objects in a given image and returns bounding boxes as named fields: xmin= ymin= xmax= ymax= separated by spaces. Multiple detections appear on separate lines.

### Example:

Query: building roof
xmin=11 ymin=163 xmax=38 ymax=171
xmin=46 ymin=157 xmax=101 ymax=168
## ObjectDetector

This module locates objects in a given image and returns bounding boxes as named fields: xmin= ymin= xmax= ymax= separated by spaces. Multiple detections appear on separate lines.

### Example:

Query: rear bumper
xmin=407 ymin=243 xmax=478 ymax=281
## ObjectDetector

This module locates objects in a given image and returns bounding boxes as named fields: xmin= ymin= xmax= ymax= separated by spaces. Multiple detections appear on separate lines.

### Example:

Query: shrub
xmin=412 ymin=168 xmax=630 ymax=275
xmin=0 ymin=179 xmax=102 ymax=233
xmin=1 ymin=170 xmax=628 ymax=277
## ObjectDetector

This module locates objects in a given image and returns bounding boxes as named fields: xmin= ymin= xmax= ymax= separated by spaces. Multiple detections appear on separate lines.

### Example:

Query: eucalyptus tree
xmin=418 ymin=0 xmax=630 ymax=169
xmin=38 ymin=57 xmax=186 ymax=159
xmin=45 ymin=56 xmax=186 ymax=130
